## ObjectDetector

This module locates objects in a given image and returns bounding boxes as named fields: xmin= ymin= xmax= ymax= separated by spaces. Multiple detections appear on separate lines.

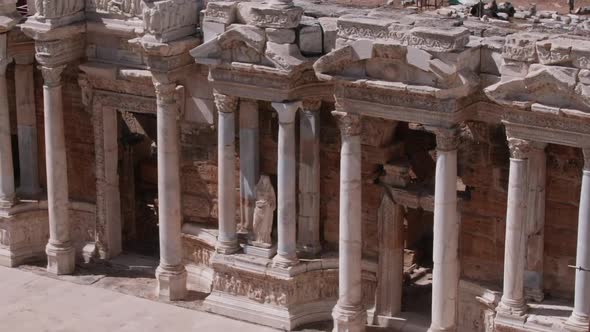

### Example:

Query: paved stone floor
xmin=0 ymin=264 xmax=281 ymax=332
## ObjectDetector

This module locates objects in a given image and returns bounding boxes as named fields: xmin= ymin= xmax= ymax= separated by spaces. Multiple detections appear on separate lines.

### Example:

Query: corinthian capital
xmin=213 ymin=91 xmax=238 ymax=113
xmin=332 ymin=111 xmax=361 ymax=137
xmin=154 ymin=82 xmax=177 ymax=104
xmin=427 ymin=126 xmax=458 ymax=151
xmin=40 ymin=65 xmax=65 ymax=87
xmin=507 ymin=138 xmax=532 ymax=159
xmin=583 ymin=149 xmax=590 ymax=171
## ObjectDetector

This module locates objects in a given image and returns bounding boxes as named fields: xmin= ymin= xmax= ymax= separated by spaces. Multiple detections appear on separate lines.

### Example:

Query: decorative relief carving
xmin=143 ymin=0 xmax=198 ymax=36
xmin=86 ymin=0 xmax=142 ymax=17
xmin=507 ymin=138 xmax=532 ymax=159
xmin=332 ymin=110 xmax=361 ymax=137
xmin=34 ymin=0 xmax=84 ymax=19
xmin=40 ymin=65 xmax=65 ymax=87
xmin=213 ymin=91 xmax=238 ymax=113
xmin=34 ymin=36 xmax=85 ymax=66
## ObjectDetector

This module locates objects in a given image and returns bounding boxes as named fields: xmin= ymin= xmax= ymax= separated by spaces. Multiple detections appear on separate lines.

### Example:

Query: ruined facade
xmin=0 ymin=0 xmax=589 ymax=331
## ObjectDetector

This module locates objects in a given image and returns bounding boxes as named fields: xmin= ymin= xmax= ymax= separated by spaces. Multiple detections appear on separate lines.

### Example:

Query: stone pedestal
xmin=297 ymin=100 xmax=321 ymax=257
xmin=0 ymin=51 xmax=15 ymax=208
xmin=564 ymin=149 xmax=590 ymax=332
xmin=238 ymin=100 xmax=259 ymax=235
xmin=154 ymin=82 xmax=187 ymax=300
xmin=332 ymin=111 xmax=365 ymax=332
xmin=497 ymin=138 xmax=531 ymax=321
xmin=429 ymin=127 xmax=460 ymax=332
xmin=14 ymin=56 xmax=41 ymax=198
xmin=272 ymin=101 xmax=301 ymax=268
xmin=371 ymin=196 xmax=404 ymax=327
xmin=214 ymin=92 xmax=239 ymax=254
xmin=41 ymin=65 xmax=75 ymax=275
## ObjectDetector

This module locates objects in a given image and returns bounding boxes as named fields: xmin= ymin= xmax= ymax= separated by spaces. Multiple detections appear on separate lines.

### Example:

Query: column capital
xmin=40 ymin=65 xmax=65 ymax=88
xmin=272 ymin=101 xmax=301 ymax=124
xmin=214 ymin=91 xmax=238 ymax=113
xmin=583 ymin=148 xmax=590 ymax=171
xmin=508 ymin=138 xmax=533 ymax=160
xmin=428 ymin=126 xmax=458 ymax=151
xmin=332 ymin=111 xmax=361 ymax=137
xmin=301 ymin=99 xmax=322 ymax=113
xmin=154 ymin=82 xmax=177 ymax=104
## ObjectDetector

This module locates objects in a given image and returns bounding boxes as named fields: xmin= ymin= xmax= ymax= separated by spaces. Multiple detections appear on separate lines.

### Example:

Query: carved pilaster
xmin=78 ymin=76 xmax=93 ymax=109
xmin=583 ymin=149 xmax=590 ymax=172
xmin=332 ymin=111 xmax=361 ymax=137
xmin=40 ymin=65 xmax=65 ymax=88
xmin=214 ymin=91 xmax=238 ymax=114
xmin=508 ymin=138 xmax=532 ymax=160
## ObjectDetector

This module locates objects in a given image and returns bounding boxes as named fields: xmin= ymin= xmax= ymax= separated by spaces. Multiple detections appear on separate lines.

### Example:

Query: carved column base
xmin=563 ymin=313 xmax=590 ymax=332
xmin=272 ymin=253 xmax=299 ymax=268
xmin=46 ymin=242 xmax=75 ymax=275
xmin=215 ymin=240 xmax=240 ymax=255
xmin=296 ymin=244 xmax=322 ymax=258
xmin=0 ymin=197 xmax=15 ymax=209
xmin=156 ymin=264 xmax=187 ymax=301
xmin=332 ymin=304 xmax=366 ymax=332
xmin=496 ymin=298 xmax=528 ymax=323
xmin=524 ymin=287 xmax=545 ymax=303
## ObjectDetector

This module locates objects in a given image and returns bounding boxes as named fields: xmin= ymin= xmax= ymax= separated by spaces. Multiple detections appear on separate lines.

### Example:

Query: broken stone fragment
xmin=204 ymin=1 xmax=238 ymax=25
xmin=266 ymin=28 xmax=295 ymax=44
xmin=298 ymin=17 xmax=322 ymax=55
xmin=264 ymin=41 xmax=305 ymax=71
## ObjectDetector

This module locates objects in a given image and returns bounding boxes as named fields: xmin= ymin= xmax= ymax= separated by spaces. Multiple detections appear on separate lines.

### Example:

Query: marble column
xmin=154 ymin=82 xmax=187 ymax=300
xmin=14 ymin=55 xmax=41 ymax=198
xmin=0 ymin=45 xmax=15 ymax=208
xmin=332 ymin=111 xmax=365 ymax=332
xmin=297 ymin=99 xmax=321 ymax=257
xmin=238 ymin=100 xmax=259 ymax=235
xmin=272 ymin=101 xmax=301 ymax=268
xmin=524 ymin=143 xmax=547 ymax=302
xmin=373 ymin=195 xmax=404 ymax=326
xmin=41 ymin=65 xmax=75 ymax=275
xmin=214 ymin=92 xmax=239 ymax=254
xmin=497 ymin=138 xmax=531 ymax=321
xmin=564 ymin=149 xmax=590 ymax=332
xmin=429 ymin=127 xmax=460 ymax=332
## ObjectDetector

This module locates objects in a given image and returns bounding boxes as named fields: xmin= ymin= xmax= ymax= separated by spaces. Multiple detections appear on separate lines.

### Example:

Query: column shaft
xmin=429 ymin=128 xmax=460 ymax=332
xmin=215 ymin=92 xmax=239 ymax=254
xmin=272 ymin=102 xmax=300 ymax=267
xmin=41 ymin=65 xmax=75 ymax=275
xmin=297 ymin=100 xmax=321 ymax=257
xmin=332 ymin=111 xmax=365 ymax=332
xmin=524 ymin=145 xmax=546 ymax=302
xmin=373 ymin=196 xmax=404 ymax=324
xmin=238 ymin=100 xmax=259 ymax=235
xmin=497 ymin=138 xmax=530 ymax=319
xmin=0 ymin=56 xmax=15 ymax=207
xmin=155 ymin=82 xmax=186 ymax=300
xmin=15 ymin=60 xmax=41 ymax=197
xmin=565 ymin=150 xmax=590 ymax=331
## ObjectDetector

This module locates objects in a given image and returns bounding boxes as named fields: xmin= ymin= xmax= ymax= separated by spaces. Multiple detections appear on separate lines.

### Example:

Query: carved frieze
xmin=142 ymin=0 xmax=198 ymax=42
xmin=34 ymin=0 xmax=84 ymax=19
xmin=85 ymin=0 xmax=142 ymax=17
xmin=204 ymin=1 xmax=237 ymax=25
xmin=502 ymin=33 xmax=547 ymax=63
xmin=247 ymin=5 xmax=303 ymax=29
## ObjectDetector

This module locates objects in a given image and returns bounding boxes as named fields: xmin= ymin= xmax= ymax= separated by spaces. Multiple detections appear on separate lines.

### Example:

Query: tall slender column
xmin=429 ymin=127 xmax=460 ymax=332
xmin=297 ymin=99 xmax=321 ymax=257
xmin=373 ymin=195 xmax=404 ymax=326
xmin=214 ymin=92 xmax=239 ymax=254
xmin=497 ymin=138 xmax=531 ymax=321
xmin=524 ymin=143 xmax=547 ymax=302
xmin=41 ymin=65 xmax=75 ymax=275
xmin=564 ymin=149 xmax=590 ymax=332
xmin=14 ymin=55 xmax=41 ymax=198
xmin=332 ymin=111 xmax=365 ymax=332
xmin=154 ymin=81 xmax=187 ymax=300
xmin=238 ymin=100 xmax=259 ymax=235
xmin=272 ymin=101 xmax=300 ymax=268
xmin=0 ymin=38 xmax=15 ymax=208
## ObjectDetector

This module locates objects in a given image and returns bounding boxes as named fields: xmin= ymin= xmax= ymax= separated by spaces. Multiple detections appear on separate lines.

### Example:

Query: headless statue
xmin=252 ymin=175 xmax=276 ymax=248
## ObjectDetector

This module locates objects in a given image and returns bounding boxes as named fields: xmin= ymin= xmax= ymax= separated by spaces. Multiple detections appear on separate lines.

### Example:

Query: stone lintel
xmin=21 ymin=16 xmax=85 ymax=41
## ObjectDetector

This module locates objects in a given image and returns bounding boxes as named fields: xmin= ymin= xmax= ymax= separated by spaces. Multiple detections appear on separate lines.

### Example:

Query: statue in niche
xmin=252 ymin=175 xmax=275 ymax=248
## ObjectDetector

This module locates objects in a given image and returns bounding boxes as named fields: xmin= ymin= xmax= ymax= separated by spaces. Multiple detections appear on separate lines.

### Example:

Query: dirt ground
xmin=508 ymin=0 xmax=590 ymax=13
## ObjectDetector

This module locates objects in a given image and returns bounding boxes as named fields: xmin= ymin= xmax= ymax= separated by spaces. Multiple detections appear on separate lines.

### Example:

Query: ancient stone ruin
xmin=0 ymin=0 xmax=589 ymax=331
